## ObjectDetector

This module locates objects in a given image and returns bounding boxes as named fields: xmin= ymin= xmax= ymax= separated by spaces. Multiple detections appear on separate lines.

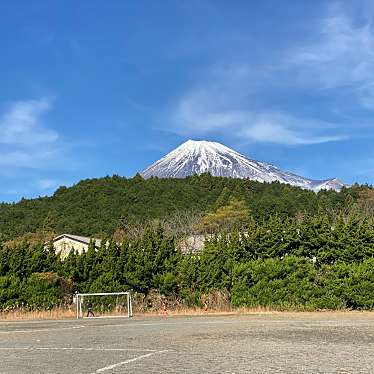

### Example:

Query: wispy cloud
xmin=0 ymin=150 xmax=57 ymax=168
xmin=0 ymin=98 xmax=58 ymax=169
xmin=285 ymin=4 xmax=374 ymax=112
xmin=0 ymin=99 xmax=57 ymax=145
xmin=288 ymin=14 xmax=374 ymax=89
xmin=167 ymin=3 xmax=374 ymax=143
xmin=241 ymin=113 xmax=345 ymax=145
xmin=171 ymin=102 xmax=342 ymax=145
xmin=169 ymin=68 xmax=345 ymax=146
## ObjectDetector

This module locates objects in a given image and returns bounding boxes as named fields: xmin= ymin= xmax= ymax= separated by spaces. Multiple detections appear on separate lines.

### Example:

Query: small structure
xmin=51 ymin=234 xmax=101 ymax=259
xmin=178 ymin=234 xmax=210 ymax=253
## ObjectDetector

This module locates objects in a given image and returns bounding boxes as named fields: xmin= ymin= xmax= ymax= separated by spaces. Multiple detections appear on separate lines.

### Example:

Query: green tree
xmin=197 ymin=198 xmax=250 ymax=234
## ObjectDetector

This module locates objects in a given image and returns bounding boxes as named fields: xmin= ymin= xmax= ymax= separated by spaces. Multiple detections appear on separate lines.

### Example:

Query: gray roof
xmin=53 ymin=234 xmax=102 ymax=248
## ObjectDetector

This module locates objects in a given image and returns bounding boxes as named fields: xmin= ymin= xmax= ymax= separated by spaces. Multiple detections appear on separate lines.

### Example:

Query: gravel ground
xmin=0 ymin=313 xmax=374 ymax=373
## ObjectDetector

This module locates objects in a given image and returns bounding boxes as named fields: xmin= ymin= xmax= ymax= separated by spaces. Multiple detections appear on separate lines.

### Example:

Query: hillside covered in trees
xmin=1 ymin=175 xmax=374 ymax=312
xmin=0 ymin=173 xmax=368 ymax=241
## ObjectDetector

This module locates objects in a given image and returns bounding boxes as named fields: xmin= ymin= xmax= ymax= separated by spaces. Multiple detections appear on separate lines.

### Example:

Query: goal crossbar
xmin=75 ymin=291 xmax=133 ymax=319
xmin=77 ymin=292 xmax=130 ymax=297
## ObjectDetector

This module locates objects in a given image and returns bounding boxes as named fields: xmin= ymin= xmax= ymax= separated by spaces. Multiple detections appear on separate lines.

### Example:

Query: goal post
xmin=75 ymin=292 xmax=133 ymax=319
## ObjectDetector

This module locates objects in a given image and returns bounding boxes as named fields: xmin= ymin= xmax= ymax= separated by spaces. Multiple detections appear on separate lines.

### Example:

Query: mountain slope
xmin=140 ymin=140 xmax=345 ymax=192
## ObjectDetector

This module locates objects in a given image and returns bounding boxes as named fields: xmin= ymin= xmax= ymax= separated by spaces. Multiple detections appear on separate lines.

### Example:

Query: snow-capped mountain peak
xmin=140 ymin=140 xmax=346 ymax=192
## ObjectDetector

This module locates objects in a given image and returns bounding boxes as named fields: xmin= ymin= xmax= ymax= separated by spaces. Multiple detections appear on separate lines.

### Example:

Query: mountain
xmin=140 ymin=140 xmax=345 ymax=192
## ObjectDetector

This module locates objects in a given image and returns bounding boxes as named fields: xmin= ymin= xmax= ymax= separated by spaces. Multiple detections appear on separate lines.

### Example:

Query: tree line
xmin=1 ymin=206 xmax=374 ymax=311
xmin=0 ymin=173 xmax=364 ymax=241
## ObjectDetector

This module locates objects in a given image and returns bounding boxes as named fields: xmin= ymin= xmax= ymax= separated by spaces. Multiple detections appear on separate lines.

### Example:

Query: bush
xmin=232 ymin=257 xmax=318 ymax=309
xmin=0 ymin=272 xmax=73 ymax=311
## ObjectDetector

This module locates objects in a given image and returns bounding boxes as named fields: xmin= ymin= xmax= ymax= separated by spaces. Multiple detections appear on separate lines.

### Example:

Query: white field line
xmin=95 ymin=320 xmax=269 ymax=329
xmin=92 ymin=350 xmax=172 ymax=373
xmin=93 ymin=319 xmax=351 ymax=330
xmin=0 ymin=347 xmax=158 ymax=352
xmin=83 ymin=316 xmax=130 ymax=319
xmin=0 ymin=319 xmax=78 ymax=325
xmin=0 ymin=325 xmax=85 ymax=334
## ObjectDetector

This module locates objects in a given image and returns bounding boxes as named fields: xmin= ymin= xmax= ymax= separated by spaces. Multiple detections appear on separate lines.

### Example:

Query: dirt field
xmin=1 ymin=312 xmax=373 ymax=373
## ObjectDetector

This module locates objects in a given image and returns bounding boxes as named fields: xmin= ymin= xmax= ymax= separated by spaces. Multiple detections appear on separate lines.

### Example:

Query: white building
xmin=51 ymin=234 xmax=101 ymax=259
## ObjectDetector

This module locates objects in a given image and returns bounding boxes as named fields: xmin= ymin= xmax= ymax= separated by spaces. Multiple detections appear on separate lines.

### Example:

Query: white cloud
xmin=0 ymin=150 xmax=53 ymax=168
xmin=0 ymin=98 xmax=59 ymax=169
xmin=170 ymin=88 xmax=345 ymax=146
xmin=285 ymin=5 xmax=374 ymax=112
xmin=288 ymin=15 xmax=374 ymax=88
xmin=244 ymin=114 xmax=345 ymax=145
xmin=166 ymin=3 xmax=373 ymax=144
xmin=0 ymin=98 xmax=57 ymax=146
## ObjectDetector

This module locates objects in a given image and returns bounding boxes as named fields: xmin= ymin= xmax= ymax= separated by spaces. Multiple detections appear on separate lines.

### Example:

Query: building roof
xmin=53 ymin=234 xmax=102 ymax=248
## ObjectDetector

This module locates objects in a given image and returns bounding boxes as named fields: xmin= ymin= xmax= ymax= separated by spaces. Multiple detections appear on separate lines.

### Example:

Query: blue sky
xmin=1 ymin=0 xmax=374 ymax=201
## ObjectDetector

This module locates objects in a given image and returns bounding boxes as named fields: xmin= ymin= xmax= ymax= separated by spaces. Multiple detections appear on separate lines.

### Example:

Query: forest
xmin=1 ymin=174 xmax=374 ymax=312
xmin=0 ymin=173 xmax=363 ymax=241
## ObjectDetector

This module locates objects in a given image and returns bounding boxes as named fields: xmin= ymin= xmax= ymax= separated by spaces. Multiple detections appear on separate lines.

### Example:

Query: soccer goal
xmin=75 ymin=292 xmax=133 ymax=319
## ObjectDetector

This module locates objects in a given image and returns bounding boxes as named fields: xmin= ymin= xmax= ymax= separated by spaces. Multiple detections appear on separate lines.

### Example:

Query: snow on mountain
xmin=140 ymin=140 xmax=346 ymax=192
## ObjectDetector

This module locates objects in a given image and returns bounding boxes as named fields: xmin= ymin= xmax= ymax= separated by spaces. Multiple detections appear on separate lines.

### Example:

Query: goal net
xmin=75 ymin=292 xmax=133 ymax=319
